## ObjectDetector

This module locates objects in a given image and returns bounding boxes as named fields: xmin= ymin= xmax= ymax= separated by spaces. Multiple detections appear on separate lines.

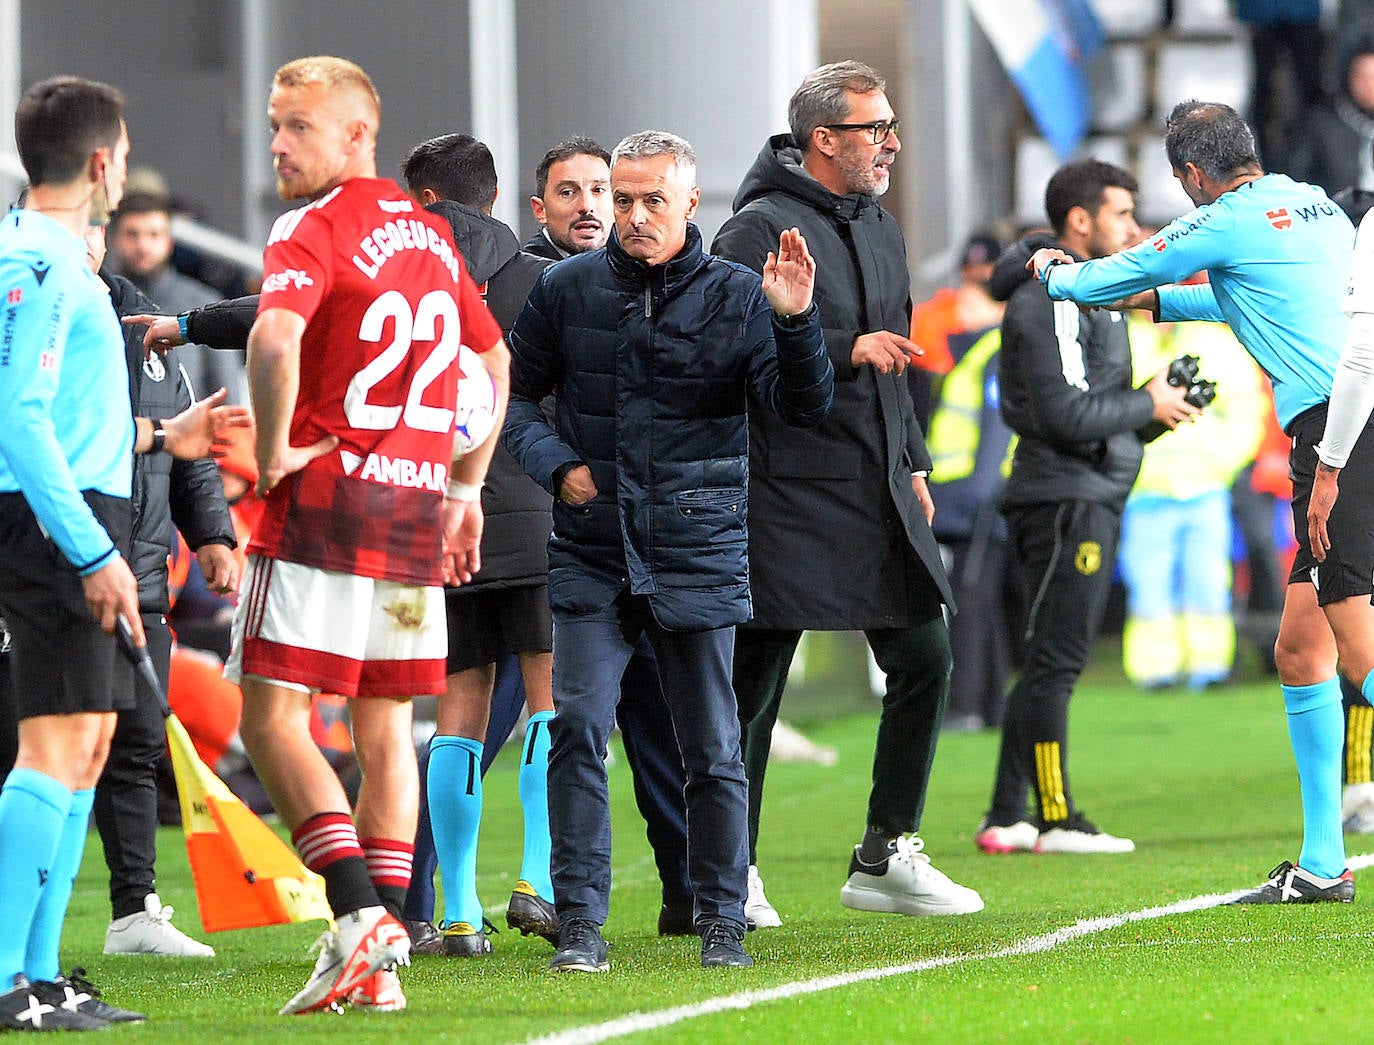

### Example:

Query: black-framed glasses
xmin=823 ymin=118 xmax=900 ymax=144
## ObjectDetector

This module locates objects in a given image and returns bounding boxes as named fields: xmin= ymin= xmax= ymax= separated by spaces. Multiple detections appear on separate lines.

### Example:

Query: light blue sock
xmin=518 ymin=711 xmax=554 ymax=901
xmin=1283 ymin=678 xmax=1346 ymax=878
xmin=428 ymin=735 xmax=484 ymax=928
xmin=1362 ymin=667 xmax=1374 ymax=705
xmin=26 ymin=787 xmax=93 ymax=982
xmin=0 ymin=769 xmax=70 ymax=984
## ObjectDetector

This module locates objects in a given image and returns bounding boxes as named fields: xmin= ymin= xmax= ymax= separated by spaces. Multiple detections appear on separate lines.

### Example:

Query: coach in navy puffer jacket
xmin=504 ymin=223 xmax=832 ymax=631
xmin=501 ymin=132 xmax=831 ymax=960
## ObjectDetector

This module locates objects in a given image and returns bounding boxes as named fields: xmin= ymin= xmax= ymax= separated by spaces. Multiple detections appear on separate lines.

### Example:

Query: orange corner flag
xmin=166 ymin=713 xmax=333 ymax=932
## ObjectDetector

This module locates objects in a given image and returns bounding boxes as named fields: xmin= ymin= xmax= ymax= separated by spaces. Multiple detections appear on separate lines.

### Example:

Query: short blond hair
xmin=273 ymin=55 xmax=381 ymax=126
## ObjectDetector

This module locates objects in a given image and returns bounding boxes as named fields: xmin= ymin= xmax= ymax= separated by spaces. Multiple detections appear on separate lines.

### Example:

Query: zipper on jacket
xmin=644 ymin=282 xmax=652 ymax=318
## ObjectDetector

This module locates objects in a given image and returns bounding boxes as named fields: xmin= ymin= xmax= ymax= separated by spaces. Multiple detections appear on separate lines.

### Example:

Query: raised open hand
xmin=762 ymin=227 xmax=816 ymax=318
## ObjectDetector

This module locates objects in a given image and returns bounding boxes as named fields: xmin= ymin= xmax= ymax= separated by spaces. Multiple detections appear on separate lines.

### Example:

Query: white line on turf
xmin=525 ymin=852 xmax=1374 ymax=1045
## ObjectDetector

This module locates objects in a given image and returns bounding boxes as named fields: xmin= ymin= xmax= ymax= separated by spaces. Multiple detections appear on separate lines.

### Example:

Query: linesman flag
xmin=165 ymin=713 xmax=333 ymax=931
xmin=118 ymin=617 xmax=332 ymax=932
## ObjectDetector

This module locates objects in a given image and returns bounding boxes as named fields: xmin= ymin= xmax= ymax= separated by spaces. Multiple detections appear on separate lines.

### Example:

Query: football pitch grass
xmin=64 ymin=669 xmax=1374 ymax=1043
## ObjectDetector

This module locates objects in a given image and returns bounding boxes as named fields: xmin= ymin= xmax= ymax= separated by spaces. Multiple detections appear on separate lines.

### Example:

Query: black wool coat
xmin=712 ymin=135 xmax=954 ymax=630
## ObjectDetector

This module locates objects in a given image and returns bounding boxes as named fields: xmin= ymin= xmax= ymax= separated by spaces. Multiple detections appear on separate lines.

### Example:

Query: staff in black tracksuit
xmin=976 ymin=160 xmax=1195 ymax=854
xmin=97 ymin=267 xmax=237 ymax=954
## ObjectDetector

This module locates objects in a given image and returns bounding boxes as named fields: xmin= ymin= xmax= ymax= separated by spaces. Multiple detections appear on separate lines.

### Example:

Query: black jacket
xmin=184 ymin=201 xmax=553 ymax=589
xmin=426 ymin=201 xmax=553 ymax=589
xmin=429 ymin=201 xmax=549 ymax=333
xmin=184 ymin=294 xmax=257 ymax=349
xmin=106 ymin=272 xmax=235 ymax=612
xmin=504 ymin=223 xmax=833 ymax=632
xmin=712 ymin=135 xmax=954 ymax=628
xmin=989 ymin=234 xmax=1154 ymax=514
xmin=522 ymin=228 xmax=564 ymax=263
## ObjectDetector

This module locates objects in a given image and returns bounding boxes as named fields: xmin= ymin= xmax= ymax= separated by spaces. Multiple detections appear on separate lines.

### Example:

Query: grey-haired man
xmin=504 ymin=130 xmax=833 ymax=972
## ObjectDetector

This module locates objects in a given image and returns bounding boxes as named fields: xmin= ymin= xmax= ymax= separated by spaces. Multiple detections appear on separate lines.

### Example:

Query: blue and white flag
xmin=968 ymin=0 xmax=1105 ymax=159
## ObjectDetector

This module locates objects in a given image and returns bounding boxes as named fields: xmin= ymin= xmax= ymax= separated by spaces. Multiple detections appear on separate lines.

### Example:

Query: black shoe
xmin=49 ymin=968 xmax=146 ymax=1023
xmin=507 ymin=884 xmax=559 ymax=945
xmin=548 ymin=917 xmax=610 ymax=973
xmin=1230 ymin=860 xmax=1356 ymax=904
xmin=405 ymin=917 xmax=445 ymax=956
xmin=0 ymin=974 xmax=108 ymax=1031
xmin=440 ymin=917 xmax=496 ymax=957
xmin=657 ymin=896 xmax=696 ymax=937
xmin=700 ymin=920 xmax=753 ymax=968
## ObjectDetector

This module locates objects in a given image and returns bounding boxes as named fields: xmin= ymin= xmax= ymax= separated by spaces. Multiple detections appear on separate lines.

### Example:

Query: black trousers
xmin=988 ymin=501 xmax=1120 ymax=826
xmin=733 ymin=608 xmax=951 ymax=863
xmin=94 ymin=611 xmax=172 ymax=920
xmin=0 ymin=610 xmax=167 ymax=920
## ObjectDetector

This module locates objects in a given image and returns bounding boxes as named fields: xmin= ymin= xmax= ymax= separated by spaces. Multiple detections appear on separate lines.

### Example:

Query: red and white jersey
xmin=251 ymin=177 xmax=502 ymax=585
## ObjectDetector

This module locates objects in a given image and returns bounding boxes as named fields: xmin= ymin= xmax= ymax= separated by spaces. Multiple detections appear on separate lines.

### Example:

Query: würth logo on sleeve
xmin=6 ymin=288 xmax=20 ymax=304
xmin=1267 ymin=208 xmax=1292 ymax=230
xmin=39 ymin=352 xmax=56 ymax=370
xmin=1152 ymin=237 xmax=1167 ymax=253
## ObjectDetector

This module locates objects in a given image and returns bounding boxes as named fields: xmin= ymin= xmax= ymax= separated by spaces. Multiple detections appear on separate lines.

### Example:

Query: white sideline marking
xmin=525 ymin=852 xmax=1374 ymax=1045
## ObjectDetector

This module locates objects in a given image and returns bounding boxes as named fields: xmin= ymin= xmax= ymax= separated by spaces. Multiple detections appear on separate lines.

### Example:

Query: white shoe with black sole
xmin=104 ymin=892 xmax=216 ymax=957
xmin=840 ymin=835 xmax=984 ymax=916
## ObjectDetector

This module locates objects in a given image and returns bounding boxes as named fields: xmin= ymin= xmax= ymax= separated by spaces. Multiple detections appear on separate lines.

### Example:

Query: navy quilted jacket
xmin=503 ymin=223 xmax=833 ymax=631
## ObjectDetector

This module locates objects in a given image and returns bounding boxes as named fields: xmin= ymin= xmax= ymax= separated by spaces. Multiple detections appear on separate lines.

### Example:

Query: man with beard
xmin=525 ymin=138 xmax=612 ymax=260
xmin=976 ymin=160 xmax=1195 ymax=856
xmin=108 ymin=193 xmax=246 ymax=404
xmin=226 ymin=56 xmax=507 ymax=1015
xmin=712 ymin=60 xmax=982 ymax=926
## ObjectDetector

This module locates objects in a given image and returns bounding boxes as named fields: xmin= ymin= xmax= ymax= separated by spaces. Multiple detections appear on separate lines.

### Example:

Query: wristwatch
xmin=150 ymin=421 xmax=167 ymax=455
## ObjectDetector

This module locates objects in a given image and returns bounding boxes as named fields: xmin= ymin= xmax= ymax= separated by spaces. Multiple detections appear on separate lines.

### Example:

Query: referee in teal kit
xmin=1029 ymin=99 xmax=1365 ymax=906
xmin=0 ymin=76 xmax=145 ymax=1030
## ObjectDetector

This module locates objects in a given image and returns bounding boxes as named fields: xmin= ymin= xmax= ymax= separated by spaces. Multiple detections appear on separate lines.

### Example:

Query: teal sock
xmin=0 ymin=769 xmax=70 ymax=984
xmin=518 ymin=711 xmax=554 ymax=901
xmin=1282 ymin=678 xmax=1346 ymax=878
xmin=26 ymin=787 xmax=93 ymax=982
xmin=428 ymin=735 xmax=484 ymax=928
xmin=1362 ymin=667 xmax=1374 ymax=704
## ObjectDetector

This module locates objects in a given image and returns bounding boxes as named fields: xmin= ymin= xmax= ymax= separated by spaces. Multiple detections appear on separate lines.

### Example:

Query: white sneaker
xmin=104 ymin=894 xmax=215 ymax=957
xmin=278 ymin=906 xmax=411 ymax=1015
xmin=1342 ymin=782 xmax=1374 ymax=833
xmin=840 ymin=836 xmax=984 ymax=916
xmin=974 ymin=819 xmax=1039 ymax=854
xmin=1037 ymin=815 xmax=1135 ymax=854
xmin=745 ymin=864 xmax=782 ymax=928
